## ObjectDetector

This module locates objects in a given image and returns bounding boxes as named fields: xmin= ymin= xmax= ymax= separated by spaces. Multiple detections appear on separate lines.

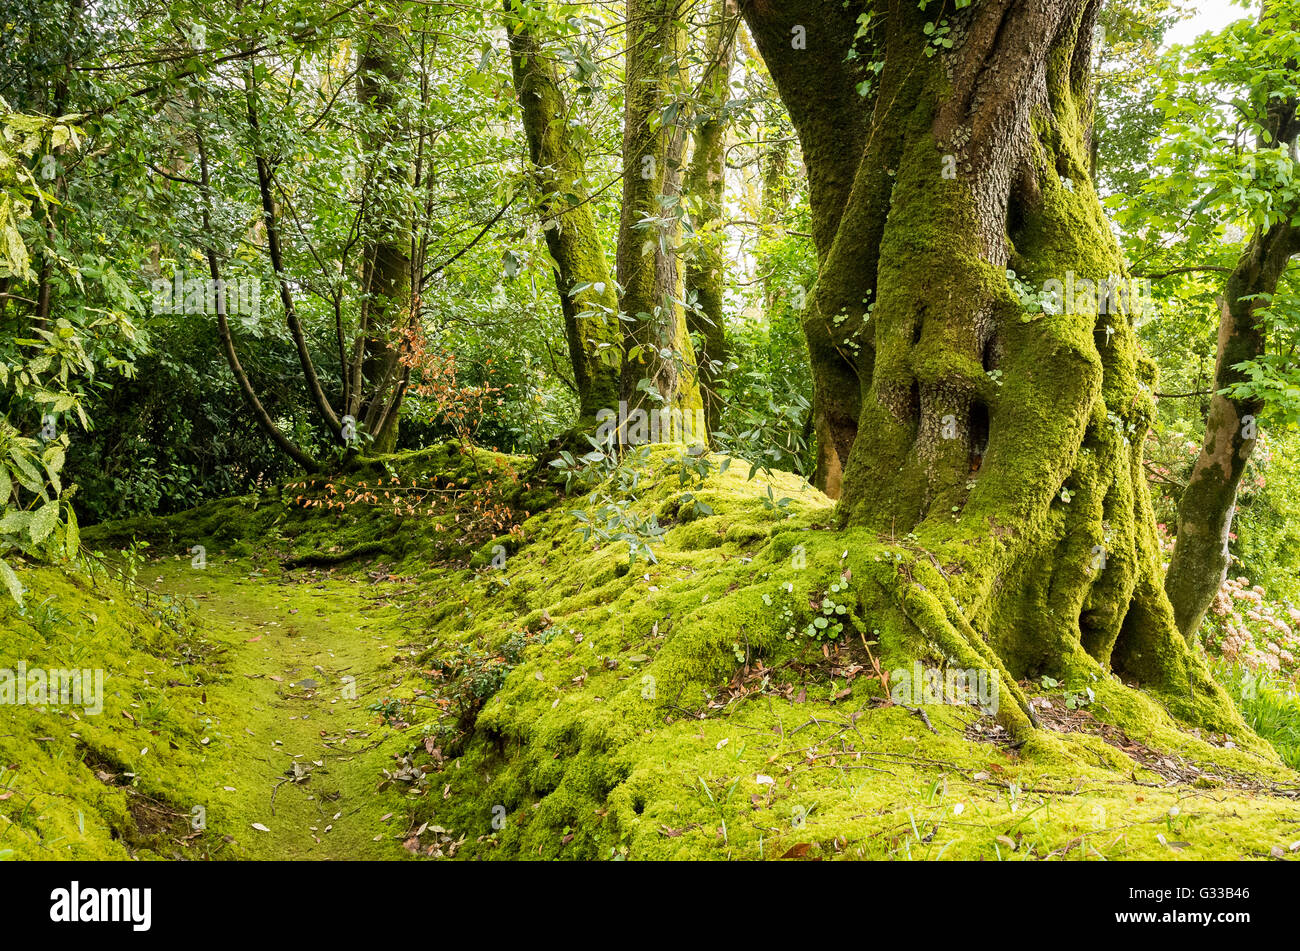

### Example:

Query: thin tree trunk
xmin=1165 ymin=224 xmax=1300 ymax=637
xmin=505 ymin=0 xmax=623 ymax=426
xmin=31 ymin=0 xmax=85 ymax=331
xmin=356 ymin=16 xmax=413 ymax=453
xmin=243 ymin=57 xmax=343 ymax=439
xmin=1164 ymin=20 xmax=1300 ymax=639
xmin=684 ymin=0 xmax=737 ymax=445
xmin=618 ymin=0 xmax=701 ymax=418
xmin=195 ymin=121 xmax=319 ymax=472
xmin=759 ymin=103 xmax=791 ymax=321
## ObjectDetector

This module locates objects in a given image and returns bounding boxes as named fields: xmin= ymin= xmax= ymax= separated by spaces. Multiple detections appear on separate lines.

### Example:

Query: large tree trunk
xmin=505 ymin=0 xmax=623 ymax=426
xmin=684 ymin=0 xmax=738 ymax=444
xmin=1164 ymin=54 xmax=1299 ymax=640
xmin=618 ymin=0 xmax=701 ymax=417
xmin=743 ymin=0 xmax=1241 ymax=733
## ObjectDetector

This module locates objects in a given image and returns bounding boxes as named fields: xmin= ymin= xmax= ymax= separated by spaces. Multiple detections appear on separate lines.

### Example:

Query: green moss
xmin=8 ymin=444 xmax=1296 ymax=861
xmin=0 ymin=566 xmax=234 ymax=858
xmin=371 ymin=447 xmax=1296 ymax=859
xmin=0 ymin=559 xmax=425 ymax=860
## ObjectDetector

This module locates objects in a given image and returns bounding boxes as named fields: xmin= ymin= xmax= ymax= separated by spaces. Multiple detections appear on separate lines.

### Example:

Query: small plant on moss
xmin=18 ymin=594 xmax=69 ymax=638
xmin=1064 ymin=686 xmax=1095 ymax=710
xmin=423 ymin=630 xmax=550 ymax=746
xmin=501 ymin=630 xmax=530 ymax=665
xmin=1108 ymin=412 xmax=1136 ymax=446
xmin=774 ymin=580 xmax=851 ymax=642
xmin=368 ymin=697 xmax=407 ymax=726
xmin=117 ymin=536 xmax=150 ymax=585
xmin=1007 ymin=269 xmax=1062 ymax=319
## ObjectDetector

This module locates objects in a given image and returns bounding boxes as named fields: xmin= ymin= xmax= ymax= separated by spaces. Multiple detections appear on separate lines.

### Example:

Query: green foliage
xmin=1109 ymin=1 xmax=1300 ymax=424
xmin=1215 ymin=662 xmax=1300 ymax=769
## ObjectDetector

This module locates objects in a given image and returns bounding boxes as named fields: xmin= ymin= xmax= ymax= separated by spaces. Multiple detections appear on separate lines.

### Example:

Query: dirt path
xmin=146 ymin=560 xmax=414 ymax=859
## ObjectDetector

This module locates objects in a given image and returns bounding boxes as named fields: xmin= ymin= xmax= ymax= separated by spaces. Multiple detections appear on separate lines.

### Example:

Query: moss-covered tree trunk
xmin=1164 ymin=81 xmax=1299 ymax=640
xmin=758 ymin=100 xmax=792 ymax=320
xmin=356 ymin=14 xmax=413 ymax=454
xmin=618 ymin=0 xmax=702 ymax=417
xmin=744 ymin=0 xmax=1241 ymax=733
xmin=1164 ymin=228 xmax=1298 ymax=638
xmin=683 ymin=0 xmax=738 ymax=444
xmin=505 ymin=0 xmax=623 ymax=427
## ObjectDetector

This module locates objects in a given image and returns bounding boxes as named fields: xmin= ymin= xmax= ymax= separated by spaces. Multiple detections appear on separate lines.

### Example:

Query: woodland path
xmin=146 ymin=560 xmax=414 ymax=859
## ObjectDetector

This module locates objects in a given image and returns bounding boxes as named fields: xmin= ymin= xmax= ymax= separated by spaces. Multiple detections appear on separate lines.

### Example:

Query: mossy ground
xmin=0 ymin=559 xmax=428 ymax=860
xmin=3 ymin=443 xmax=1298 ymax=860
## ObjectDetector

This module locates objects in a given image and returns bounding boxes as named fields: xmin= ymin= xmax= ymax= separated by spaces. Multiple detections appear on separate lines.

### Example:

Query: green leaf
xmin=0 ymin=508 xmax=31 ymax=534
xmin=64 ymin=503 xmax=79 ymax=559
xmin=0 ymin=558 xmax=23 ymax=607
xmin=29 ymin=499 xmax=59 ymax=544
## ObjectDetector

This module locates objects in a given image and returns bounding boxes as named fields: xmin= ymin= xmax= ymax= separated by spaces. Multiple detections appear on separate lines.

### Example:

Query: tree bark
xmin=742 ymin=0 xmax=1242 ymax=734
xmin=1165 ymin=224 xmax=1300 ymax=637
xmin=618 ymin=0 xmax=702 ymax=417
xmin=1164 ymin=29 xmax=1300 ymax=640
xmin=505 ymin=0 xmax=624 ymax=426
xmin=684 ymin=0 xmax=738 ymax=444
xmin=356 ymin=15 xmax=414 ymax=453
xmin=758 ymin=101 xmax=791 ymax=321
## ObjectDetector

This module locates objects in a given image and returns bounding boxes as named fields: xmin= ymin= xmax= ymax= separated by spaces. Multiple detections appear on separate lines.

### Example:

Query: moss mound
xmin=381 ymin=447 xmax=1297 ymax=859
xmin=0 ymin=566 xmax=233 ymax=858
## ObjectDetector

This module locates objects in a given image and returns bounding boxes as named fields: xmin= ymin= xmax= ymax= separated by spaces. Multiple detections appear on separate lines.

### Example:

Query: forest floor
xmin=4 ymin=444 xmax=1300 ymax=860
xmin=143 ymin=559 xmax=409 ymax=860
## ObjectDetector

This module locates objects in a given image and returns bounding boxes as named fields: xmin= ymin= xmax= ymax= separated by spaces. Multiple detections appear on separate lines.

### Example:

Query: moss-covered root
xmin=890 ymin=562 xmax=1036 ymax=740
